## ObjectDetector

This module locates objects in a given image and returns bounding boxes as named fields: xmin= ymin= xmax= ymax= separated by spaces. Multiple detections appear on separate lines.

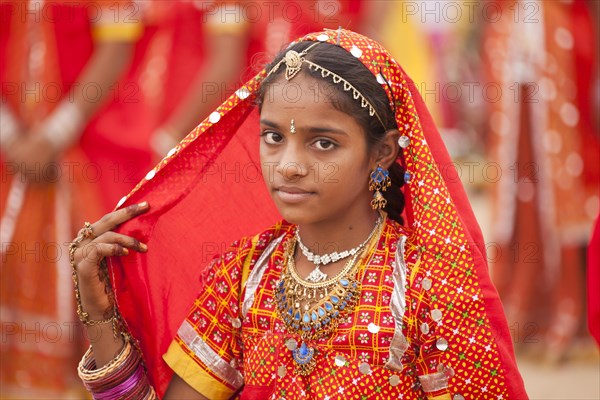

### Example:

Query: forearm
xmin=71 ymin=41 xmax=134 ymax=122
xmin=40 ymin=41 xmax=135 ymax=153
xmin=163 ymin=34 xmax=246 ymax=138
xmin=164 ymin=374 xmax=210 ymax=400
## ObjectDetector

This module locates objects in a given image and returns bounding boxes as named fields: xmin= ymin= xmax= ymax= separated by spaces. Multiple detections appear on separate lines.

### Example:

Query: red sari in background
xmin=589 ymin=216 xmax=600 ymax=346
xmin=137 ymin=2 xmax=208 ymax=128
xmin=0 ymin=1 xmax=140 ymax=397
xmin=246 ymin=0 xmax=366 ymax=75
xmin=484 ymin=0 xmax=600 ymax=359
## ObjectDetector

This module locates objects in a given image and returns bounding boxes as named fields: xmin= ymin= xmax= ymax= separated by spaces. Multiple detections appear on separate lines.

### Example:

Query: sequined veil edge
xmin=108 ymin=29 xmax=528 ymax=399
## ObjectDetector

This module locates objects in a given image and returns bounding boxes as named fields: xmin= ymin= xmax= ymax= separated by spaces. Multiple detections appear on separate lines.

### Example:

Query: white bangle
xmin=0 ymin=104 xmax=20 ymax=147
xmin=41 ymin=102 xmax=85 ymax=152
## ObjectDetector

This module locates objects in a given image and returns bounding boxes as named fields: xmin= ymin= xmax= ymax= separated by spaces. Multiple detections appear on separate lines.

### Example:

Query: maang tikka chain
xmin=266 ymin=42 xmax=386 ymax=130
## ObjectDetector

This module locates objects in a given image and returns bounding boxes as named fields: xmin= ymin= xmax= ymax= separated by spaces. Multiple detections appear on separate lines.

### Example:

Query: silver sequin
xmin=334 ymin=355 xmax=346 ymax=367
xmin=420 ymin=322 xmax=430 ymax=335
xmin=231 ymin=317 xmax=241 ymax=329
xmin=436 ymin=338 xmax=449 ymax=351
xmin=422 ymin=278 xmax=432 ymax=291
xmin=453 ymin=394 xmax=465 ymax=400
xmin=389 ymin=374 xmax=400 ymax=387
xmin=431 ymin=309 xmax=443 ymax=321
xmin=358 ymin=362 xmax=371 ymax=375
xmin=277 ymin=365 xmax=287 ymax=378
xmin=367 ymin=323 xmax=380 ymax=334
xmin=285 ymin=338 xmax=298 ymax=351
xmin=398 ymin=135 xmax=410 ymax=148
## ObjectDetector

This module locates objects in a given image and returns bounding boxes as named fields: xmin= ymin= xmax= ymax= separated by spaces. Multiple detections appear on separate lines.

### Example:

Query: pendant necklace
xmin=275 ymin=214 xmax=385 ymax=375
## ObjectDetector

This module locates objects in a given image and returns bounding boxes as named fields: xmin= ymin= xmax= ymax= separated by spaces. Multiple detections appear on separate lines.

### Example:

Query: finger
xmin=95 ymin=231 xmax=148 ymax=253
xmin=91 ymin=201 xmax=150 ymax=238
xmin=75 ymin=242 xmax=130 ymax=269
xmin=73 ymin=232 xmax=147 ymax=265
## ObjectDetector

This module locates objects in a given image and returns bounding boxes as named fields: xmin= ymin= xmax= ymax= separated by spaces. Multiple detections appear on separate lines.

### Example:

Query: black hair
xmin=258 ymin=41 xmax=406 ymax=225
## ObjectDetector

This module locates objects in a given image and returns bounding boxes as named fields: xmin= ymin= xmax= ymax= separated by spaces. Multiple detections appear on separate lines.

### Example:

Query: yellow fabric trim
xmin=163 ymin=341 xmax=234 ymax=400
xmin=428 ymin=394 xmax=452 ymax=400
xmin=205 ymin=22 xmax=247 ymax=36
xmin=92 ymin=23 xmax=143 ymax=42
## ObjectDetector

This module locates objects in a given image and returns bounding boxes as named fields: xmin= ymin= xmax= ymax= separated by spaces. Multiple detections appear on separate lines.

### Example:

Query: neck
xmin=296 ymin=203 xmax=382 ymax=256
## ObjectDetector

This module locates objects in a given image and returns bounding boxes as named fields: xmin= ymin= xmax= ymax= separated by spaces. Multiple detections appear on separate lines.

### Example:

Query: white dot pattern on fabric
xmin=350 ymin=45 xmax=363 ymax=58
xmin=117 ymin=196 xmax=127 ymax=208
xmin=236 ymin=87 xmax=250 ymax=99
xmin=209 ymin=111 xmax=221 ymax=123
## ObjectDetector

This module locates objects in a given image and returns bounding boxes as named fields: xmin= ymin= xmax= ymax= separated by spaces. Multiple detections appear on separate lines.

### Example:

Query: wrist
xmin=41 ymin=101 xmax=85 ymax=152
xmin=0 ymin=104 xmax=21 ymax=148
xmin=77 ymin=274 xmax=115 ymax=318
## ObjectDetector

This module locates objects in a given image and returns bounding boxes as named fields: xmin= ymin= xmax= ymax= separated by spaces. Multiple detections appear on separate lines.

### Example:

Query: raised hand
xmin=71 ymin=201 xmax=149 ymax=320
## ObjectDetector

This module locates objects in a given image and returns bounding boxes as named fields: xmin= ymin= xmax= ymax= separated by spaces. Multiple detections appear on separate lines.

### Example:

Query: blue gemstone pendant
xmin=291 ymin=341 xmax=317 ymax=375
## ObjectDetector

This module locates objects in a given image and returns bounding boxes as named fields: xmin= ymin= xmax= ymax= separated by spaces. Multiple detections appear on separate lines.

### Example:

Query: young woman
xmin=70 ymin=30 xmax=528 ymax=399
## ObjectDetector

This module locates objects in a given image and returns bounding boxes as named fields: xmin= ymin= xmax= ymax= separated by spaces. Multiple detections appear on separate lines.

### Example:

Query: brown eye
xmin=262 ymin=131 xmax=283 ymax=145
xmin=314 ymin=139 xmax=336 ymax=151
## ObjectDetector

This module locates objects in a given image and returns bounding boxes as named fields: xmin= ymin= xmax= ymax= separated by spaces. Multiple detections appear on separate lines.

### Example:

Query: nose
xmin=275 ymin=143 xmax=309 ymax=181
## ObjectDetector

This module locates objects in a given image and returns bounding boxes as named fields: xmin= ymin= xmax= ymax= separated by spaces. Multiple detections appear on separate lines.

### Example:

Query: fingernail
xmin=138 ymin=201 xmax=148 ymax=208
xmin=122 ymin=248 xmax=129 ymax=256
xmin=140 ymin=243 xmax=148 ymax=251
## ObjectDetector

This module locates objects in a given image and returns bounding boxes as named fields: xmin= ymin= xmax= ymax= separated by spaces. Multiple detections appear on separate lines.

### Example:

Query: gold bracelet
xmin=70 ymin=222 xmax=120 ymax=338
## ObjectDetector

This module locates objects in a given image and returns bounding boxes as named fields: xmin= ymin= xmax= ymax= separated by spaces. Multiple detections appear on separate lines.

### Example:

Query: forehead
xmin=262 ymin=74 xmax=338 ymax=106
xmin=260 ymin=74 xmax=363 ymax=134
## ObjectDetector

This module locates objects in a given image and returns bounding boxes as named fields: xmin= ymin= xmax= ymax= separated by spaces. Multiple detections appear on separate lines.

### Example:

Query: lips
xmin=276 ymin=186 xmax=313 ymax=194
xmin=275 ymin=186 xmax=315 ymax=203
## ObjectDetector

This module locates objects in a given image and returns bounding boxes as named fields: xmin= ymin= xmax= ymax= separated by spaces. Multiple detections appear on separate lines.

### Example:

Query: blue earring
xmin=369 ymin=165 xmax=391 ymax=210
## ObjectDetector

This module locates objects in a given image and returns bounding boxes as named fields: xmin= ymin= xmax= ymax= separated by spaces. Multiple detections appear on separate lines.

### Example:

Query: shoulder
xmin=381 ymin=217 xmax=420 ymax=266
xmin=382 ymin=216 xmax=411 ymax=249
xmin=223 ymin=219 xmax=295 ymax=270
xmin=386 ymin=217 xmax=411 ymax=238
xmin=242 ymin=219 xmax=294 ymax=253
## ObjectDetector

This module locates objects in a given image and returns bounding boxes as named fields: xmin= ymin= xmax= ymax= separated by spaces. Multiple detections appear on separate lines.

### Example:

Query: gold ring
xmin=79 ymin=221 xmax=96 ymax=240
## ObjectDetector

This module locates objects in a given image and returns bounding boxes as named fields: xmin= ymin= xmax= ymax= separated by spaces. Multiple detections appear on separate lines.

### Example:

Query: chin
xmin=275 ymin=204 xmax=318 ymax=226
xmin=277 ymin=208 xmax=309 ymax=225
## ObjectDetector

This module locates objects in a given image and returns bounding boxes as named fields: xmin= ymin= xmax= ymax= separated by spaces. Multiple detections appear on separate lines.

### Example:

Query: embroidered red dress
xmin=163 ymin=216 xmax=513 ymax=400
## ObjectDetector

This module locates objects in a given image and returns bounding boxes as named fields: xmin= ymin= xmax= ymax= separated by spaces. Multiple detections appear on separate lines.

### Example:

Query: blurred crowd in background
xmin=0 ymin=0 xmax=598 ymax=398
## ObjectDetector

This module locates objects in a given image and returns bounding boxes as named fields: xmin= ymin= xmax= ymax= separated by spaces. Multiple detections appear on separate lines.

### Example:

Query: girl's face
xmin=259 ymin=74 xmax=377 ymax=226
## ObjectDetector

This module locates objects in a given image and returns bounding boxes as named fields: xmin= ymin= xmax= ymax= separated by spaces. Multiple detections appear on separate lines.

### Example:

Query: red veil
xmin=108 ymin=30 xmax=527 ymax=398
